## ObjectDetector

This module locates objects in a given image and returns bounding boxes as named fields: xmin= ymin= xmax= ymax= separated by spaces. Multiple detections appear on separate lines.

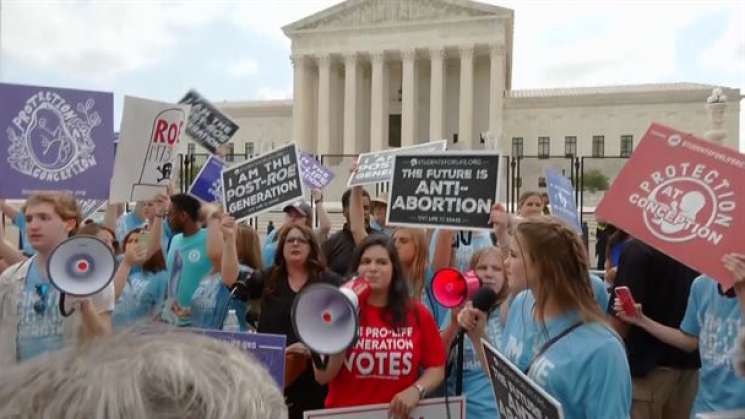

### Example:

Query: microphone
xmin=471 ymin=287 xmax=499 ymax=313
xmin=453 ymin=286 xmax=498 ymax=395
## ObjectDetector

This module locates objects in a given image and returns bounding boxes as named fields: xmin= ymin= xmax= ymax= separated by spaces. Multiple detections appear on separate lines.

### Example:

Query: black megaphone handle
xmin=59 ymin=293 xmax=75 ymax=317
xmin=311 ymin=352 xmax=328 ymax=370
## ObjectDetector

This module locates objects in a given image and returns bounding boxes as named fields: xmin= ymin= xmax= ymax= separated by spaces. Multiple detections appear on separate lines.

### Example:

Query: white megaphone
xmin=291 ymin=276 xmax=371 ymax=368
xmin=47 ymin=235 xmax=117 ymax=317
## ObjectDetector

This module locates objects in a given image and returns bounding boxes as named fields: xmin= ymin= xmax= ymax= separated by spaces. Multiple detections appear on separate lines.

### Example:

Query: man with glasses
xmin=0 ymin=192 xmax=114 ymax=365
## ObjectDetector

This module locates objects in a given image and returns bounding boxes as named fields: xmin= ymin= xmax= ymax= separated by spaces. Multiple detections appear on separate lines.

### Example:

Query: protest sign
xmin=200 ymin=330 xmax=286 ymax=388
xmin=482 ymin=339 xmax=564 ymax=419
xmin=179 ymin=90 xmax=239 ymax=154
xmin=596 ymin=123 xmax=745 ymax=289
xmin=299 ymin=152 xmax=334 ymax=189
xmin=387 ymin=152 xmax=499 ymax=230
xmin=110 ymin=96 xmax=189 ymax=203
xmin=222 ymin=143 xmax=303 ymax=221
xmin=304 ymin=396 xmax=465 ymax=419
xmin=347 ymin=140 xmax=446 ymax=186
xmin=79 ymin=199 xmax=106 ymax=221
xmin=0 ymin=82 xmax=115 ymax=198
xmin=545 ymin=168 xmax=581 ymax=233
xmin=188 ymin=155 xmax=225 ymax=203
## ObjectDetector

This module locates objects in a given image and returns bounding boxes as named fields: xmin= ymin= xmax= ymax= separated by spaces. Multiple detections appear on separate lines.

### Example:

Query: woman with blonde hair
xmin=446 ymin=246 xmax=510 ymax=418
xmin=471 ymin=216 xmax=631 ymax=418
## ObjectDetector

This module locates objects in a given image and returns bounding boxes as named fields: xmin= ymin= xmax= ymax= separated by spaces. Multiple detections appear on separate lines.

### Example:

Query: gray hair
xmin=0 ymin=328 xmax=288 ymax=419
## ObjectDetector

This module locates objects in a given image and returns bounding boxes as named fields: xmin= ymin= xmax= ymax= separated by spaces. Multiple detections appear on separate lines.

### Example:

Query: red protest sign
xmin=596 ymin=123 xmax=744 ymax=289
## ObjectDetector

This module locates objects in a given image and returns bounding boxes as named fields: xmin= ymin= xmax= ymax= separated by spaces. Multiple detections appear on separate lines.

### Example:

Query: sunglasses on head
xmin=33 ymin=283 xmax=49 ymax=315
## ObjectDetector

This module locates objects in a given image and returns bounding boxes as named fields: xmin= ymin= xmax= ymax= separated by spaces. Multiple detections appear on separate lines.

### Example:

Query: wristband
xmin=413 ymin=383 xmax=426 ymax=398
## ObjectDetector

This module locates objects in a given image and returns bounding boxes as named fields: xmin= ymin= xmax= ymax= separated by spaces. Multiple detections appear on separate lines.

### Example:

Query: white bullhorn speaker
xmin=47 ymin=235 xmax=116 ymax=298
xmin=291 ymin=277 xmax=371 ymax=366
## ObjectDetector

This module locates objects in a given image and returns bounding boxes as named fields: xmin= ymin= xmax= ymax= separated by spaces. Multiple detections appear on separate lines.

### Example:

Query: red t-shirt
xmin=325 ymin=300 xmax=447 ymax=408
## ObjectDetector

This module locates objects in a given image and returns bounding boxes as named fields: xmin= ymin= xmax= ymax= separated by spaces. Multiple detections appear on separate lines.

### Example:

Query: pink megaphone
xmin=431 ymin=268 xmax=482 ymax=308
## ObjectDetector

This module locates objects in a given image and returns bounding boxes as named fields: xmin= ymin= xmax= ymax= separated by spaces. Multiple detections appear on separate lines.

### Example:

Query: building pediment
xmin=283 ymin=0 xmax=511 ymax=33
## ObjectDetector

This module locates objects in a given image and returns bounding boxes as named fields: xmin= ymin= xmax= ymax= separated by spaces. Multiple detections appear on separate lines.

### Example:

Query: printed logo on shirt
xmin=699 ymin=313 xmax=742 ymax=367
xmin=344 ymin=326 xmax=415 ymax=378
xmin=17 ymin=288 xmax=63 ymax=339
xmin=188 ymin=249 xmax=201 ymax=263
xmin=7 ymin=91 xmax=101 ymax=182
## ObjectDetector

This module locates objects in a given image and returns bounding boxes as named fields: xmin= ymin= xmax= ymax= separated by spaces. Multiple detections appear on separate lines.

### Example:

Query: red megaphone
xmin=431 ymin=268 xmax=481 ymax=308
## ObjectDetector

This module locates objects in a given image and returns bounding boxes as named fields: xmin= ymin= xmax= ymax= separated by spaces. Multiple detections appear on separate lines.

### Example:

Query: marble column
xmin=488 ymin=44 xmax=506 ymax=153
xmin=458 ymin=45 xmax=474 ymax=149
xmin=370 ymin=51 xmax=388 ymax=151
xmin=401 ymin=48 xmax=417 ymax=147
xmin=343 ymin=53 xmax=359 ymax=155
xmin=316 ymin=54 xmax=332 ymax=155
xmin=291 ymin=54 xmax=310 ymax=152
xmin=429 ymin=47 xmax=446 ymax=142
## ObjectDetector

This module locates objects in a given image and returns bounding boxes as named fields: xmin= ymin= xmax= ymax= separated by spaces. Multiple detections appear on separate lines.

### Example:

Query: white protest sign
xmin=110 ymin=96 xmax=189 ymax=203
xmin=347 ymin=140 xmax=447 ymax=186
xmin=303 ymin=396 xmax=465 ymax=419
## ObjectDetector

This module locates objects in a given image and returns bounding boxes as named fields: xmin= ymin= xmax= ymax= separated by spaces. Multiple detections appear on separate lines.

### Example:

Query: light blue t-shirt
xmin=16 ymin=260 xmax=64 ymax=361
xmin=444 ymin=306 xmax=504 ymax=419
xmin=167 ymin=228 xmax=212 ymax=309
xmin=190 ymin=271 xmax=249 ymax=331
xmin=261 ymin=229 xmax=279 ymax=268
xmin=679 ymin=276 xmax=745 ymax=416
xmin=428 ymin=230 xmax=493 ymax=273
xmin=112 ymin=268 xmax=168 ymax=329
xmin=13 ymin=212 xmax=34 ymax=256
xmin=370 ymin=220 xmax=394 ymax=237
xmin=500 ymin=291 xmax=631 ymax=419
xmin=116 ymin=212 xmax=145 ymax=243
xmin=590 ymin=273 xmax=610 ymax=311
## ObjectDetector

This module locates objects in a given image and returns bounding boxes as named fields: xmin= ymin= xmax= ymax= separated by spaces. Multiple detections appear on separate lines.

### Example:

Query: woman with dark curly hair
xmin=313 ymin=235 xmax=446 ymax=418
xmin=223 ymin=222 xmax=342 ymax=419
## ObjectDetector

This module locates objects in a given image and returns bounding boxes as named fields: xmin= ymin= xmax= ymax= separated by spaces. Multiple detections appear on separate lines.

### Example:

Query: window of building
xmin=538 ymin=136 xmax=550 ymax=158
xmin=620 ymin=135 xmax=633 ymax=157
xmin=565 ymin=136 xmax=577 ymax=157
xmin=512 ymin=137 xmax=523 ymax=157
xmin=187 ymin=143 xmax=196 ymax=155
xmin=538 ymin=176 xmax=546 ymax=188
xmin=592 ymin=135 xmax=605 ymax=157
xmin=225 ymin=143 xmax=235 ymax=161
xmin=245 ymin=142 xmax=255 ymax=157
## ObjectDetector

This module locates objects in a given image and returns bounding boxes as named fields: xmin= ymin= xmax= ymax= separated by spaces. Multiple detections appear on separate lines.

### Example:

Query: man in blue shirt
xmin=163 ymin=194 xmax=217 ymax=325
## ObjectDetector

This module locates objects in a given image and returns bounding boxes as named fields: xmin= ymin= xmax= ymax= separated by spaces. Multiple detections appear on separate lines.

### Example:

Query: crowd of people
xmin=0 ymin=187 xmax=743 ymax=419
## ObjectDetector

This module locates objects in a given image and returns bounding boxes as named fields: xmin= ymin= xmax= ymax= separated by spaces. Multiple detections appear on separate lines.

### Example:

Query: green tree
xmin=583 ymin=169 xmax=610 ymax=193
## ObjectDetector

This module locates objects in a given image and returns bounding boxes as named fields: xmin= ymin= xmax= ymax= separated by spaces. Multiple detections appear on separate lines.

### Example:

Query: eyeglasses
xmin=33 ymin=283 xmax=49 ymax=315
xmin=286 ymin=237 xmax=309 ymax=245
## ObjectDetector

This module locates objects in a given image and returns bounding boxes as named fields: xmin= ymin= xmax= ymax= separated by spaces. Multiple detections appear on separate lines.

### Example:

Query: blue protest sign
xmin=188 ymin=155 xmax=225 ymax=203
xmin=299 ymin=152 xmax=334 ymax=189
xmin=545 ymin=168 xmax=581 ymax=233
xmin=0 ymin=82 xmax=115 ymax=198
xmin=200 ymin=330 xmax=286 ymax=388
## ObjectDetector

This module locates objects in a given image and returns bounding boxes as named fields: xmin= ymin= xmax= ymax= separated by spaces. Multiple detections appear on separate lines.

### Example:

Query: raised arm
xmin=102 ymin=203 xmax=123 ymax=236
xmin=431 ymin=229 xmax=455 ymax=272
xmin=0 ymin=217 xmax=25 ymax=265
xmin=312 ymin=189 xmax=331 ymax=242
xmin=220 ymin=215 xmax=240 ymax=288
xmin=349 ymin=186 xmax=367 ymax=245
xmin=0 ymin=199 xmax=20 ymax=220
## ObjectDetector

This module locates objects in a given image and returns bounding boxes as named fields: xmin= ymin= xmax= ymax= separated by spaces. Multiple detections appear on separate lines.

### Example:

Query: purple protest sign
xmin=0 ymin=83 xmax=115 ymax=198
xmin=299 ymin=152 xmax=334 ymax=189
xmin=199 ymin=330 xmax=286 ymax=388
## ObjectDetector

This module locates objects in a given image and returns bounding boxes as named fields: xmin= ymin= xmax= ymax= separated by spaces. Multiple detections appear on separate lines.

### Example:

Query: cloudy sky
xmin=1 ymin=0 xmax=743 ymax=149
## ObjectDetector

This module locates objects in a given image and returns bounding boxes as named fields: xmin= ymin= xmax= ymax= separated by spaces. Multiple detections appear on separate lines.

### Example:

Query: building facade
xmin=177 ymin=0 xmax=741 ymax=202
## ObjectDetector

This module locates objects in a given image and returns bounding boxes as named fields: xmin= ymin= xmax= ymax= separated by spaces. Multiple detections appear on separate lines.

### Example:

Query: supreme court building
xmin=177 ymin=0 xmax=741 ymax=202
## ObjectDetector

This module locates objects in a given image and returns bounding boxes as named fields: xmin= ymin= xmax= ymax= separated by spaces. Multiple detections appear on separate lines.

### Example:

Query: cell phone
xmin=614 ymin=286 xmax=637 ymax=317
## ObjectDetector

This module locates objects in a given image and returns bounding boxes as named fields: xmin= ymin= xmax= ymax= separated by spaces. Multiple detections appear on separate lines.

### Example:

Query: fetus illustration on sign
xmin=652 ymin=190 xmax=706 ymax=234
